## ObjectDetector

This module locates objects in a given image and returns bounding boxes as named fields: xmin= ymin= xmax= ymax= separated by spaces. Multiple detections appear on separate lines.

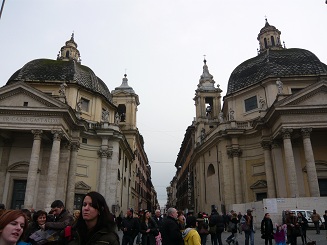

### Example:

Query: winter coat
xmin=67 ymin=227 xmax=119 ymax=245
xmin=140 ymin=218 xmax=158 ymax=245
xmin=161 ymin=216 xmax=184 ymax=245
xmin=261 ymin=217 xmax=274 ymax=239
xmin=208 ymin=213 xmax=224 ymax=233
xmin=274 ymin=229 xmax=286 ymax=243
xmin=182 ymin=228 xmax=201 ymax=245
xmin=121 ymin=216 xmax=139 ymax=238
xmin=45 ymin=209 xmax=74 ymax=231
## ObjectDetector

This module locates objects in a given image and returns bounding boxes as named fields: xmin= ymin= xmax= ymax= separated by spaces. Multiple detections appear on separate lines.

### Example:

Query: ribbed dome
xmin=226 ymin=48 xmax=327 ymax=95
xmin=7 ymin=59 xmax=112 ymax=101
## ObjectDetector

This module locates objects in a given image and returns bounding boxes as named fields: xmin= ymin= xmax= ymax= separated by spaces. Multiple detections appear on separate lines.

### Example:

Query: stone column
xmin=228 ymin=147 xmax=242 ymax=204
xmin=0 ymin=139 xmax=13 ymax=202
xmin=44 ymin=130 xmax=63 ymax=211
xmin=261 ymin=141 xmax=276 ymax=198
xmin=281 ymin=128 xmax=299 ymax=197
xmin=106 ymin=141 xmax=118 ymax=209
xmin=301 ymin=128 xmax=320 ymax=197
xmin=66 ymin=141 xmax=80 ymax=211
xmin=24 ymin=130 xmax=43 ymax=209
xmin=98 ymin=137 xmax=109 ymax=196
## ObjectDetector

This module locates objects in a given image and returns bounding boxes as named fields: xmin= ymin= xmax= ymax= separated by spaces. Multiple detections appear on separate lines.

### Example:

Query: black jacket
xmin=261 ymin=217 xmax=274 ymax=238
xmin=121 ymin=216 xmax=139 ymax=237
xmin=209 ymin=213 xmax=224 ymax=233
xmin=161 ymin=216 xmax=183 ymax=245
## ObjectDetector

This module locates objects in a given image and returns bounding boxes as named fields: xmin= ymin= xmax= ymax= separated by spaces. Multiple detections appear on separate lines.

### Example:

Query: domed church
xmin=0 ymin=34 xmax=156 ymax=213
xmin=173 ymin=19 xmax=327 ymax=214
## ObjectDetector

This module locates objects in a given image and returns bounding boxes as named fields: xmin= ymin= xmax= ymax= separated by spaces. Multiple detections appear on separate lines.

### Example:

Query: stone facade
xmin=169 ymin=20 xmax=327 ymax=214
xmin=0 ymin=35 xmax=158 ymax=214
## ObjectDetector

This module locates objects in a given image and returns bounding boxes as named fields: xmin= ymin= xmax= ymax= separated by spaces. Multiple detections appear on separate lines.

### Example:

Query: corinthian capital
xmin=70 ymin=141 xmax=80 ymax=151
xmin=281 ymin=128 xmax=293 ymax=139
xmin=98 ymin=149 xmax=109 ymax=158
xmin=31 ymin=129 xmax=43 ymax=140
xmin=227 ymin=147 xmax=242 ymax=158
xmin=51 ymin=129 xmax=63 ymax=141
xmin=301 ymin=128 xmax=312 ymax=139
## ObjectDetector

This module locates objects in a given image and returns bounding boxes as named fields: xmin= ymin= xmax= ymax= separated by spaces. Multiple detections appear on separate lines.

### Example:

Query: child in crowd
xmin=274 ymin=224 xmax=286 ymax=245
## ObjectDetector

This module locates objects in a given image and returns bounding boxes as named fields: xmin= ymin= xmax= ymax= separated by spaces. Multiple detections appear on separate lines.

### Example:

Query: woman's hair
xmin=141 ymin=210 xmax=151 ymax=223
xmin=32 ymin=210 xmax=48 ymax=224
xmin=76 ymin=192 xmax=117 ymax=240
xmin=0 ymin=210 xmax=28 ymax=238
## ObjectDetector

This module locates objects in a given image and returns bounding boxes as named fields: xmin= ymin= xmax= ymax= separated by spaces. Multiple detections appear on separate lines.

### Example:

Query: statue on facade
xmin=102 ymin=109 xmax=109 ymax=122
xmin=76 ymin=99 xmax=82 ymax=112
xmin=59 ymin=82 xmax=67 ymax=96
xmin=200 ymin=128 xmax=206 ymax=140
xmin=218 ymin=111 xmax=224 ymax=123
xmin=259 ymin=96 xmax=266 ymax=109
xmin=276 ymin=78 xmax=283 ymax=94
xmin=115 ymin=112 xmax=120 ymax=124
xmin=229 ymin=108 xmax=235 ymax=121
xmin=206 ymin=105 xmax=212 ymax=118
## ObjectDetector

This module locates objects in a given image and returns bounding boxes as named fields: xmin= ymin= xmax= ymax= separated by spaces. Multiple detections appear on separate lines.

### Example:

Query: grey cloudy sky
xmin=1 ymin=1 xmax=326 ymax=207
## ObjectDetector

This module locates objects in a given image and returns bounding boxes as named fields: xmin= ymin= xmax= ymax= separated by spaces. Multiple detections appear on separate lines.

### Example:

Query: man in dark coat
xmin=122 ymin=208 xmax=139 ymax=245
xmin=209 ymin=209 xmax=224 ymax=245
xmin=261 ymin=213 xmax=274 ymax=245
xmin=153 ymin=209 xmax=163 ymax=232
xmin=161 ymin=207 xmax=183 ymax=245
xmin=40 ymin=200 xmax=73 ymax=244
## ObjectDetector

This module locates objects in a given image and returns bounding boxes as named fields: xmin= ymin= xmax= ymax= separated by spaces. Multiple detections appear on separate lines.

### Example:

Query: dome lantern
xmin=257 ymin=18 xmax=284 ymax=54
xmin=57 ymin=33 xmax=81 ymax=63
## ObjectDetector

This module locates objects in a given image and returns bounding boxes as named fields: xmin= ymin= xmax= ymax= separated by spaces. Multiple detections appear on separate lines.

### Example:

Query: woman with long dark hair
xmin=67 ymin=191 xmax=119 ymax=245
xmin=140 ymin=210 xmax=158 ymax=245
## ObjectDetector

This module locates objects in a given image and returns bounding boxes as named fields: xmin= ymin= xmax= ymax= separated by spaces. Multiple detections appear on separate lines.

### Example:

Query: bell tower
xmin=112 ymin=74 xmax=139 ymax=130
xmin=193 ymin=59 xmax=222 ymax=143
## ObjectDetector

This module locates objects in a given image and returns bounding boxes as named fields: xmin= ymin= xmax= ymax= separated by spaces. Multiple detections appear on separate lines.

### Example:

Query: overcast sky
xmin=1 ymin=1 xmax=326 ymax=207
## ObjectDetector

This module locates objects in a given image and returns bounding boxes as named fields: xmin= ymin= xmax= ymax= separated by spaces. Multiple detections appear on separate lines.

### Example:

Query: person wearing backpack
xmin=208 ymin=209 xmax=224 ymax=245
xmin=241 ymin=209 xmax=254 ymax=245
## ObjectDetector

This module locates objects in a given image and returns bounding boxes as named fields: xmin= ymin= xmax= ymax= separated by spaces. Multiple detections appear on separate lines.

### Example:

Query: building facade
xmin=0 ymin=34 xmax=158 ymax=214
xmin=171 ymin=20 xmax=327 ymax=213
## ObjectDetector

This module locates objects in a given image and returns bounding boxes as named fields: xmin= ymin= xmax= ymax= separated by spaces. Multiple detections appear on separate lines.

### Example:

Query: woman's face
xmin=0 ymin=216 xmax=25 ymax=244
xmin=82 ymin=196 xmax=99 ymax=223
xmin=145 ymin=212 xmax=151 ymax=219
xmin=37 ymin=214 xmax=47 ymax=226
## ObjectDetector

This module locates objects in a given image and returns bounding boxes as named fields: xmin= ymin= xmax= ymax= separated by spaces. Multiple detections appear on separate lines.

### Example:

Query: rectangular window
xmin=80 ymin=98 xmax=90 ymax=112
xmin=244 ymin=96 xmax=258 ymax=112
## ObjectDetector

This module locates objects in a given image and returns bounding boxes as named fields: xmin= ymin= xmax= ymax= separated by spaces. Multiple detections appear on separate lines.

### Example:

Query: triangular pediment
xmin=75 ymin=181 xmax=91 ymax=191
xmin=275 ymin=80 xmax=327 ymax=107
xmin=0 ymin=81 xmax=68 ymax=109
xmin=250 ymin=180 xmax=267 ymax=189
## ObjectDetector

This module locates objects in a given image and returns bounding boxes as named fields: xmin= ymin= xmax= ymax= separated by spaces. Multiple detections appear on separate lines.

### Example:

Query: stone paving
xmin=117 ymin=229 xmax=327 ymax=245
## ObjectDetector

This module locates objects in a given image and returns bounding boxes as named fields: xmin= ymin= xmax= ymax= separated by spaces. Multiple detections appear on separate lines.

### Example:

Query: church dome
xmin=6 ymin=34 xmax=112 ymax=102
xmin=226 ymin=20 xmax=327 ymax=96
xmin=7 ymin=59 xmax=112 ymax=101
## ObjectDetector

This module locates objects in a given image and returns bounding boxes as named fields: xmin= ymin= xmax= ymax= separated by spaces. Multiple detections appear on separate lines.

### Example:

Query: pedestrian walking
xmin=296 ymin=212 xmax=308 ymax=244
xmin=241 ymin=209 xmax=254 ymax=245
xmin=161 ymin=207 xmax=183 ymax=245
xmin=140 ymin=210 xmax=158 ymax=245
xmin=310 ymin=209 xmax=322 ymax=234
xmin=208 ymin=208 xmax=224 ymax=245
xmin=226 ymin=212 xmax=238 ymax=245
xmin=122 ymin=208 xmax=139 ymax=245
xmin=260 ymin=213 xmax=273 ymax=245
xmin=182 ymin=216 xmax=201 ymax=245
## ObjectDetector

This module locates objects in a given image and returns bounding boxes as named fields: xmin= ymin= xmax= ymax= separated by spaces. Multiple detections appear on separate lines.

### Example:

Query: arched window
xmin=118 ymin=169 xmax=121 ymax=180
xmin=207 ymin=164 xmax=215 ymax=177
xmin=271 ymin=36 xmax=275 ymax=46
xmin=264 ymin=38 xmax=268 ymax=49
xmin=65 ymin=51 xmax=70 ymax=58
xmin=118 ymin=104 xmax=126 ymax=122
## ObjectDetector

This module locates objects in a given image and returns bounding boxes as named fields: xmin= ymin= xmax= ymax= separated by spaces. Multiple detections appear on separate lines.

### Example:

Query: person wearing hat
xmin=243 ymin=209 xmax=254 ymax=245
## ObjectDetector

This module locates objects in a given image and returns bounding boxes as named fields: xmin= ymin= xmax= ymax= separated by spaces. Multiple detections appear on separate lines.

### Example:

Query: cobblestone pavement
xmin=117 ymin=229 xmax=327 ymax=245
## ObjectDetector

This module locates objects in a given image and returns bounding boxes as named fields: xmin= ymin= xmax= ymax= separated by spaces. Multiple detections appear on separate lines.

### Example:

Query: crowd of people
xmin=1 ymin=200 xmax=326 ymax=245
xmin=0 ymin=191 xmax=119 ymax=245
